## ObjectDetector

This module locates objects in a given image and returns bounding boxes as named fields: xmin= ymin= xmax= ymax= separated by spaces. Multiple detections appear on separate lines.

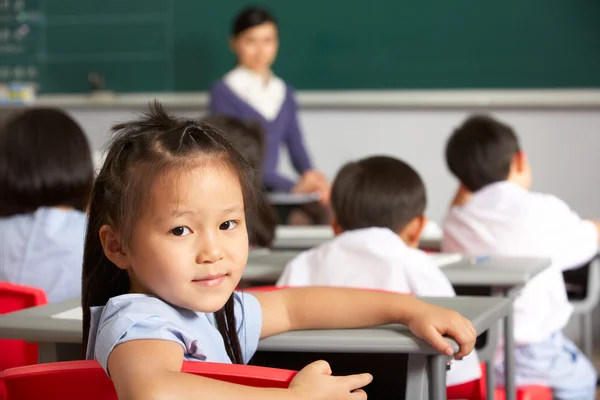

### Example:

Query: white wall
xmin=72 ymin=107 xmax=600 ymax=224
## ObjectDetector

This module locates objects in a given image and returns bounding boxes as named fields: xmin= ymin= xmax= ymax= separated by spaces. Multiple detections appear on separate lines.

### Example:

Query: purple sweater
xmin=209 ymin=80 xmax=313 ymax=192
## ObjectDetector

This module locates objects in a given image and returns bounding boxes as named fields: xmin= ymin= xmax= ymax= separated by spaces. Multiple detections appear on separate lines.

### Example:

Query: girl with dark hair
xmin=209 ymin=7 xmax=330 ymax=224
xmin=83 ymin=102 xmax=476 ymax=399
xmin=0 ymin=108 xmax=93 ymax=303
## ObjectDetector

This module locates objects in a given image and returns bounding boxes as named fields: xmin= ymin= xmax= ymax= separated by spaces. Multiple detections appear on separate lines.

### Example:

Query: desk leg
xmin=428 ymin=355 xmax=448 ymax=400
xmin=504 ymin=311 xmax=516 ymax=400
xmin=486 ymin=361 xmax=495 ymax=400
xmin=38 ymin=343 xmax=58 ymax=363
xmin=405 ymin=354 xmax=429 ymax=400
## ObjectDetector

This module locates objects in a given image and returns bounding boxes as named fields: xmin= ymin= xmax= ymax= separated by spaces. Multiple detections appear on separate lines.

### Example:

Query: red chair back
xmin=0 ymin=360 xmax=297 ymax=400
xmin=0 ymin=282 xmax=48 ymax=371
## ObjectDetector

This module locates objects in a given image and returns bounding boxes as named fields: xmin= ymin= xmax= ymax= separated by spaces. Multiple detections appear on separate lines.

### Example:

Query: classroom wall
xmin=74 ymin=107 xmax=600 ymax=224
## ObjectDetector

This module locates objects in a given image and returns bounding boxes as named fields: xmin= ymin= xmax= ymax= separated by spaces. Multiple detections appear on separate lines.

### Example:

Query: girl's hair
xmin=82 ymin=101 xmax=270 ymax=364
xmin=231 ymin=6 xmax=277 ymax=37
xmin=202 ymin=114 xmax=276 ymax=247
xmin=0 ymin=108 xmax=94 ymax=217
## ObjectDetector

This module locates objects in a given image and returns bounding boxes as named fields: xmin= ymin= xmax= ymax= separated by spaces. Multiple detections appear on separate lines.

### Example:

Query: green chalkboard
xmin=1 ymin=0 xmax=599 ymax=93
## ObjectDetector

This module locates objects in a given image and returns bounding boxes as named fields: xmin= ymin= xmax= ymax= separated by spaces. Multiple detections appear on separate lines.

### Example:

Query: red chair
xmin=0 ymin=282 xmax=48 ymax=371
xmin=0 ymin=360 xmax=298 ymax=400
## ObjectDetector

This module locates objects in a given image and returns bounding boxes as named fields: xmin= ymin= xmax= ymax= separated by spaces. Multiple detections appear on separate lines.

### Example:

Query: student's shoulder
xmin=525 ymin=191 xmax=572 ymax=214
xmin=403 ymin=247 xmax=439 ymax=268
xmin=102 ymin=294 xmax=191 ymax=321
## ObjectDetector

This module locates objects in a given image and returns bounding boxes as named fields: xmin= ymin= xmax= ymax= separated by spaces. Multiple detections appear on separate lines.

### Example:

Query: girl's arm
xmin=108 ymin=340 xmax=372 ymax=400
xmin=255 ymin=287 xmax=476 ymax=359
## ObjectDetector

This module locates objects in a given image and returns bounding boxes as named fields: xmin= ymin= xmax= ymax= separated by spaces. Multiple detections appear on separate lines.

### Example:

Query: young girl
xmin=0 ymin=108 xmax=93 ymax=303
xmin=210 ymin=6 xmax=330 ymax=224
xmin=83 ymin=102 xmax=476 ymax=400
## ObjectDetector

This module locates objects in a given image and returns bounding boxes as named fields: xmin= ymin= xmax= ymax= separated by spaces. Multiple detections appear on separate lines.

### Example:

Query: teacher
xmin=209 ymin=6 xmax=329 ymax=204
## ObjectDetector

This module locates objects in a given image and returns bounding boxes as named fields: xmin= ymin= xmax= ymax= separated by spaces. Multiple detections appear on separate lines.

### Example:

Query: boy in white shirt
xmin=277 ymin=155 xmax=481 ymax=387
xmin=442 ymin=115 xmax=599 ymax=400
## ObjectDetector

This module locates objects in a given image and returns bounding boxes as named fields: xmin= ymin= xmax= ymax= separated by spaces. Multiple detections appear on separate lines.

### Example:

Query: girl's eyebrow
xmin=222 ymin=205 xmax=243 ymax=213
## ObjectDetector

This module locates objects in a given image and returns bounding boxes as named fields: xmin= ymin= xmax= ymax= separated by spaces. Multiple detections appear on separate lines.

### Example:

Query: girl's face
xmin=114 ymin=162 xmax=249 ymax=313
xmin=230 ymin=22 xmax=279 ymax=75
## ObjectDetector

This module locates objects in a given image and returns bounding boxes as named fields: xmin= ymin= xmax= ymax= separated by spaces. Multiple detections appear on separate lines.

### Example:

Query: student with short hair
xmin=277 ymin=155 xmax=481 ymax=387
xmin=0 ymin=108 xmax=93 ymax=303
xmin=442 ymin=115 xmax=599 ymax=400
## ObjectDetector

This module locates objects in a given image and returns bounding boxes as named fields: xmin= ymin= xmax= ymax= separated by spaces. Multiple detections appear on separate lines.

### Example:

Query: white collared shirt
xmin=224 ymin=66 xmax=286 ymax=121
xmin=277 ymin=227 xmax=481 ymax=386
xmin=442 ymin=181 xmax=598 ymax=345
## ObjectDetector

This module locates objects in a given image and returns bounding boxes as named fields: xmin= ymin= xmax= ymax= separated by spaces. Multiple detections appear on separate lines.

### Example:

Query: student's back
xmin=0 ymin=108 xmax=93 ymax=303
xmin=0 ymin=207 xmax=87 ymax=302
xmin=278 ymin=156 xmax=481 ymax=387
xmin=279 ymin=227 xmax=455 ymax=296
xmin=442 ymin=115 xmax=599 ymax=399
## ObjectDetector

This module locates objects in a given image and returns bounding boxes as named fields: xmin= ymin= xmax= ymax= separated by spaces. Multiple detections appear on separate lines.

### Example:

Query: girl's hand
xmin=406 ymin=302 xmax=477 ymax=359
xmin=289 ymin=360 xmax=372 ymax=400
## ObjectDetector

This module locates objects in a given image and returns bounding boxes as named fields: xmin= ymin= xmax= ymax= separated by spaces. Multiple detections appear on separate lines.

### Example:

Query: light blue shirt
xmin=0 ymin=207 xmax=87 ymax=303
xmin=87 ymin=292 xmax=263 ymax=373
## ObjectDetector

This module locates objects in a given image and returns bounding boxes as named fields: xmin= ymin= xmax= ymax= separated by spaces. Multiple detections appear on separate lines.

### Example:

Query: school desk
xmin=0 ymin=296 xmax=511 ymax=400
xmin=267 ymin=193 xmax=320 ymax=224
xmin=271 ymin=222 xmax=443 ymax=251
xmin=243 ymin=252 xmax=551 ymax=400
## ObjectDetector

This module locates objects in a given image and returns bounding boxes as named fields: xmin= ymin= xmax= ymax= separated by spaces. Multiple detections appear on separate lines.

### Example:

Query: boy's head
xmin=445 ymin=115 xmax=532 ymax=192
xmin=330 ymin=156 xmax=427 ymax=248
xmin=202 ymin=115 xmax=265 ymax=182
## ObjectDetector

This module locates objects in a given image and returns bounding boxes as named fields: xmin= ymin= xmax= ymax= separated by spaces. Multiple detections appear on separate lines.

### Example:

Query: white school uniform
xmin=442 ymin=181 xmax=598 ymax=345
xmin=224 ymin=66 xmax=286 ymax=121
xmin=277 ymin=227 xmax=482 ymax=387
xmin=0 ymin=207 xmax=87 ymax=303
xmin=442 ymin=181 xmax=598 ymax=397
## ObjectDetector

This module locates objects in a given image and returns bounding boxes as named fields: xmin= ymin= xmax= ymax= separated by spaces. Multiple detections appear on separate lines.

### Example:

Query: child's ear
xmin=99 ymin=225 xmax=130 ymax=270
xmin=399 ymin=216 xmax=428 ymax=248
xmin=514 ymin=151 xmax=527 ymax=172
xmin=330 ymin=218 xmax=344 ymax=236
xmin=513 ymin=151 xmax=533 ymax=189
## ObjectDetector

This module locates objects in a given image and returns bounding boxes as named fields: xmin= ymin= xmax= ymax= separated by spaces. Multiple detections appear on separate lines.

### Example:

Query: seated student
xmin=442 ymin=115 xmax=600 ymax=400
xmin=203 ymin=114 xmax=277 ymax=248
xmin=277 ymin=155 xmax=481 ymax=387
xmin=0 ymin=108 xmax=93 ymax=303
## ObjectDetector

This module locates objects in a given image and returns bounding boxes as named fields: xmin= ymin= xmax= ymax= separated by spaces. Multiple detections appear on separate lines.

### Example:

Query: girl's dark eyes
xmin=220 ymin=220 xmax=238 ymax=231
xmin=171 ymin=226 xmax=191 ymax=236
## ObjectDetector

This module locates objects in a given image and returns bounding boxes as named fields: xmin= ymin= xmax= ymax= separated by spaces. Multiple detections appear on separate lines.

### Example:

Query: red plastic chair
xmin=0 ymin=360 xmax=297 ymax=400
xmin=447 ymin=363 xmax=552 ymax=400
xmin=0 ymin=282 xmax=48 ymax=371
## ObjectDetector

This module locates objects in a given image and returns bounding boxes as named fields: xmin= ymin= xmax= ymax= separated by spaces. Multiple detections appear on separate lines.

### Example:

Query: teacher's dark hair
xmin=232 ymin=6 xmax=277 ymax=37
